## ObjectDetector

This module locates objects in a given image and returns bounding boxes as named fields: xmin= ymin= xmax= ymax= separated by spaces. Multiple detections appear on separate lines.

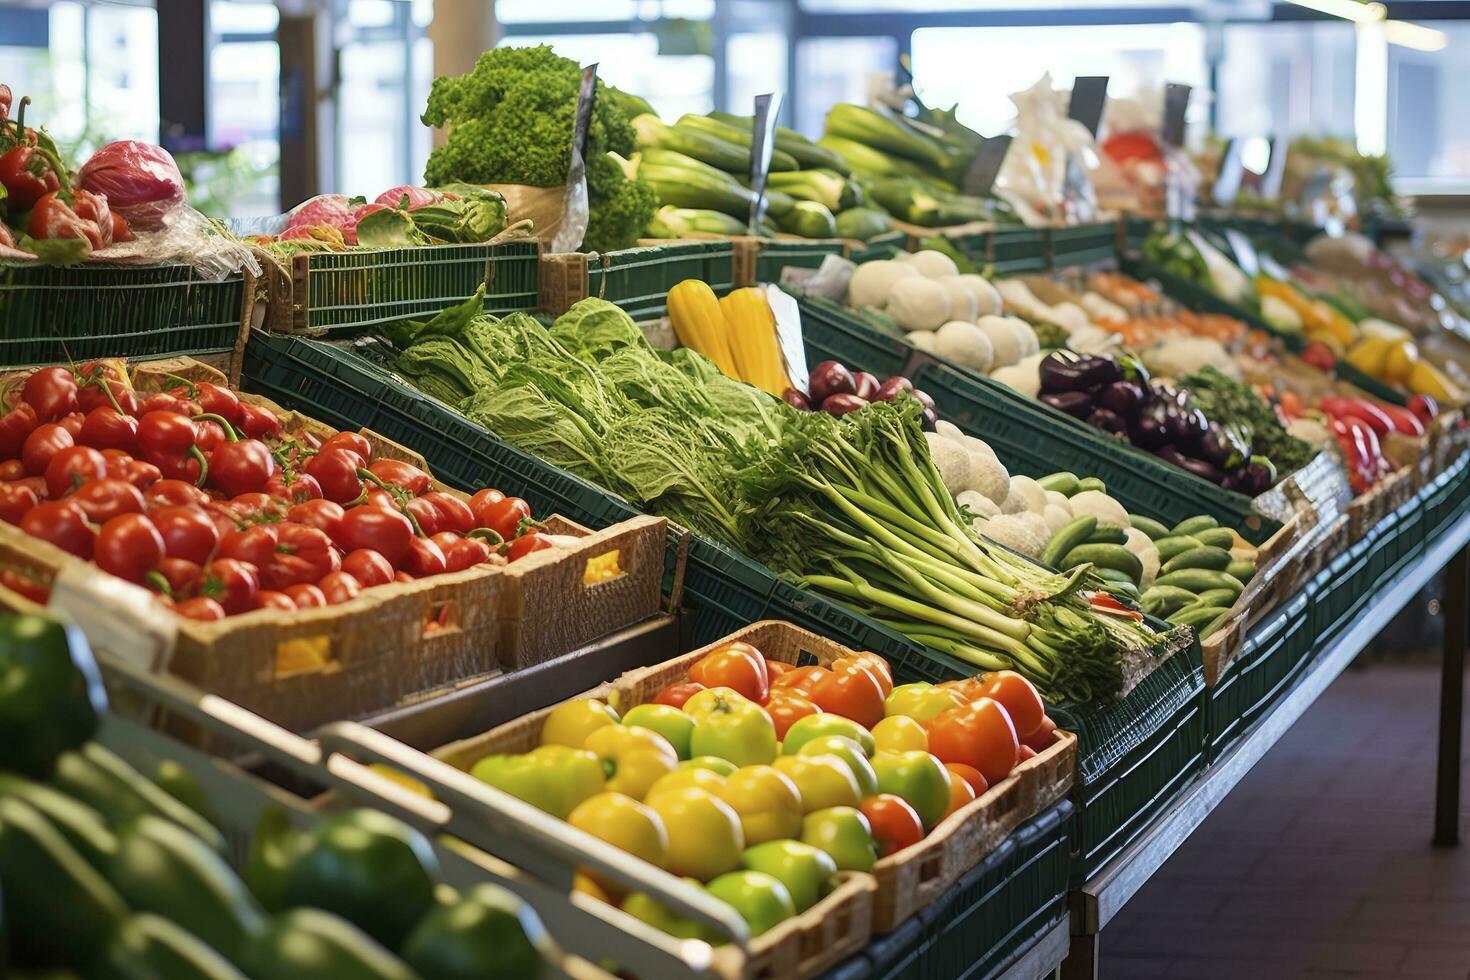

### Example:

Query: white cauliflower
xmin=956 ymin=274 xmax=1003 ymax=316
xmin=1004 ymin=475 xmax=1048 ymax=514
xmin=909 ymin=330 xmax=938 ymax=354
xmin=907 ymin=249 xmax=960 ymax=279
xmin=989 ymin=354 xmax=1044 ymax=397
xmin=924 ymin=431 xmax=972 ymax=496
xmin=1044 ymin=490 xmax=1071 ymax=514
xmin=937 ymin=277 xmax=979 ymax=322
xmin=1007 ymin=317 xmax=1040 ymax=358
xmin=957 ymin=489 xmax=1000 ymax=520
xmin=977 ymin=315 xmax=1023 ymax=367
xmin=1016 ymin=511 xmax=1051 ymax=542
xmin=934 ymin=420 xmax=965 ymax=441
xmin=976 ymin=513 xmax=1046 ymax=559
xmin=1069 ymin=490 xmax=1129 ymax=528
xmin=1143 ymin=337 xmax=1239 ymax=382
xmin=1124 ymin=528 xmax=1161 ymax=588
xmin=1042 ymin=503 xmax=1073 ymax=535
xmin=1048 ymin=303 xmax=1090 ymax=333
xmin=934 ymin=321 xmax=994 ymax=372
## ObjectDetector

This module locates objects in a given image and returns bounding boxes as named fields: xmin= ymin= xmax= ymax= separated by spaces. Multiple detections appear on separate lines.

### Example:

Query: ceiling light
xmin=1284 ymin=0 xmax=1386 ymax=23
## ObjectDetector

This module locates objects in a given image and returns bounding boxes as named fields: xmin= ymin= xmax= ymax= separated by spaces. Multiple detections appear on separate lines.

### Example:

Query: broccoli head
xmin=584 ymin=152 xmax=657 ymax=254
xmin=422 ymin=45 xmax=637 ymax=187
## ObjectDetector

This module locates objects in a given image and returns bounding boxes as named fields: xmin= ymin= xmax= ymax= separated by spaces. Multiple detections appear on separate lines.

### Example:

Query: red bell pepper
xmin=1408 ymin=394 xmax=1438 ymax=424
xmin=1376 ymin=403 xmax=1425 ymax=437
xmin=0 ymin=144 xmax=61 ymax=210
xmin=27 ymin=191 xmax=104 ymax=250
xmin=70 ymin=189 xmax=114 ymax=249
xmin=1320 ymin=397 xmax=1394 ymax=438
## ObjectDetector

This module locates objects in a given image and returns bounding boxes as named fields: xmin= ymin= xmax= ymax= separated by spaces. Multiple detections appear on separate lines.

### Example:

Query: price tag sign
xmin=50 ymin=564 xmax=177 ymax=673
xmin=1068 ymin=76 xmax=1109 ymax=138
xmin=551 ymin=63 xmax=598 ymax=253
xmin=765 ymin=284 xmax=810 ymax=395
xmin=1161 ymin=82 xmax=1191 ymax=148
xmin=748 ymin=92 xmax=783 ymax=234
xmin=1259 ymin=135 xmax=1288 ymax=202
xmin=1213 ymin=138 xmax=1246 ymax=206
xmin=1224 ymin=228 xmax=1260 ymax=277
xmin=963 ymin=134 xmax=1012 ymax=196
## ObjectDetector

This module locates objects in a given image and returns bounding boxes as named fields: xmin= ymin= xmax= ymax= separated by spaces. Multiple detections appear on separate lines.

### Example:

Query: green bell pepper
xmin=93 ymin=913 xmax=247 ymax=980
xmin=240 ymin=908 xmax=419 ymax=980
xmin=400 ymin=883 xmax=548 ymax=980
xmin=243 ymin=806 xmax=306 ymax=913
xmin=0 ymin=614 xmax=105 ymax=777
xmin=469 ymin=744 xmax=605 ymax=819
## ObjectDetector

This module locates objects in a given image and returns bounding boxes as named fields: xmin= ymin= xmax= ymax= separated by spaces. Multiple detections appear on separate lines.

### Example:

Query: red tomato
xmin=237 ymin=403 xmax=282 ymax=440
xmin=254 ymin=590 xmax=297 ymax=612
xmin=809 ymin=662 xmax=885 ymax=729
xmin=507 ymin=531 xmax=555 ymax=562
xmin=174 ymin=597 xmax=226 ymax=622
xmin=770 ymin=666 xmax=828 ymax=697
xmin=317 ymin=571 xmax=362 ymax=605
xmin=263 ymin=471 xmax=322 ymax=505
xmin=944 ymin=763 xmax=988 ymax=796
xmin=55 ymin=413 xmax=84 ymax=438
xmin=440 ymin=535 xmax=492 ymax=573
xmin=0 ymin=483 xmax=39 ymax=525
xmin=209 ymin=438 xmax=275 ymax=498
xmin=194 ymin=383 xmax=241 ymax=425
xmin=937 ymin=678 xmax=988 ymax=702
xmin=0 ymin=569 xmax=49 ymax=604
xmin=19 ymin=502 xmax=93 ymax=555
xmin=652 ymin=681 xmax=706 ymax=709
xmin=859 ymin=794 xmax=925 ymax=858
xmin=399 ymin=536 xmax=447 ymax=578
xmin=928 ymin=697 xmax=1019 ymax=786
xmin=765 ymin=659 xmax=792 ymax=680
xmin=228 ymin=492 xmax=285 ymax=525
xmin=393 ymin=571 xmax=413 ymax=584
xmin=136 ymin=410 xmax=197 ymax=457
xmin=190 ymin=418 xmax=226 ymax=454
xmin=104 ymin=453 xmax=162 ymax=491
xmin=21 ymin=423 xmax=74 ymax=475
xmin=44 ymin=446 xmax=107 ymax=499
xmin=219 ymin=524 xmax=275 ymax=567
xmin=765 ymin=693 xmax=822 ymax=740
xmin=335 ymin=506 xmax=413 ymax=565
xmin=266 ymin=524 xmax=340 ymax=589
xmin=305 ymin=448 xmax=365 ymax=504
xmin=1409 ymin=394 xmax=1439 ymax=423
xmin=341 ymin=549 xmax=394 ymax=587
xmin=1018 ymin=745 xmax=1037 ymax=761
xmin=94 ymin=513 xmax=165 ymax=584
xmin=287 ymin=499 xmax=345 ymax=538
xmin=1021 ymin=716 xmax=1057 ymax=753
xmin=975 ymin=671 xmax=1046 ymax=739
xmin=468 ymin=488 xmax=505 ymax=524
xmin=367 ymin=459 xmax=431 ymax=495
xmin=688 ymin=641 xmax=770 ymax=703
xmin=144 ymin=479 xmax=210 ymax=512
xmin=479 ymin=497 xmax=531 ymax=541
xmin=421 ymin=492 xmax=474 ymax=534
xmin=198 ymin=558 xmax=260 ymax=615
xmin=833 ymin=654 xmax=893 ymax=699
xmin=0 ymin=402 xmax=39 ymax=461
xmin=151 ymin=557 xmax=202 ymax=598
xmin=22 ymin=367 xmax=78 ymax=422
xmin=404 ymin=496 xmax=441 ymax=536
xmin=140 ymin=392 xmax=201 ymax=417
xmin=75 ymin=366 xmax=138 ymax=417
xmin=77 ymin=407 xmax=138 ymax=451
xmin=0 ymin=461 xmax=24 ymax=482
xmin=320 ymin=432 xmax=372 ymax=460
xmin=284 ymin=583 xmax=328 ymax=608
xmin=69 ymin=479 xmax=145 ymax=523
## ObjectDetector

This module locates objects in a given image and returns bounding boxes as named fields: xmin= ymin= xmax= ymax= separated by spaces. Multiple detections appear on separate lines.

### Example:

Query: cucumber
xmin=1093 ymin=567 xmax=1137 ymax=586
xmin=1140 ymin=585 xmax=1199 ymax=617
xmin=1041 ymin=516 xmax=1096 ymax=568
xmin=1037 ymin=472 xmax=1080 ymax=496
xmin=1154 ymin=568 xmax=1245 ymax=595
xmin=1076 ymin=477 xmax=1106 ymax=494
xmin=0 ymin=772 xmax=118 ymax=869
xmin=1062 ymin=543 xmax=1142 ymax=581
xmin=1227 ymin=559 xmax=1257 ymax=582
xmin=1171 ymin=515 xmax=1219 ymax=537
xmin=1128 ymin=515 xmax=1171 ymax=540
xmin=1195 ymin=588 xmax=1240 ymax=608
xmin=1154 ymin=535 xmax=1202 ymax=563
xmin=1167 ymin=604 xmax=1233 ymax=628
xmin=1101 ymin=581 xmax=1139 ymax=602
xmin=1201 ymin=610 xmax=1233 ymax=638
xmin=1195 ymin=527 xmax=1237 ymax=550
xmin=1160 ymin=546 xmax=1233 ymax=575
xmin=53 ymin=745 xmax=225 ymax=853
xmin=1086 ymin=525 xmax=1129 ymax=546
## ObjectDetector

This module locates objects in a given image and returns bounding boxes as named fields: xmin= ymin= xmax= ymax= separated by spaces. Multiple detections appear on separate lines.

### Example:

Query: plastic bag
xmin=91 ymin=206 xmax=262 ymax=281
xmin=995 ymin=74 xmax=1103 ymax=226
xmin=1095 ymin=89 xmax=1203 ymax=220
xmin=77 ymin=140 xmax=186 ymax=232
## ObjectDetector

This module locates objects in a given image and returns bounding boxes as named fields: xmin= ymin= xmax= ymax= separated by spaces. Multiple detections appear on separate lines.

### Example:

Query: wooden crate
xmin=0 ymin=356 xmax=666 ymax=735
xmin=1348 ymin=465 xmax=1416 ymax=542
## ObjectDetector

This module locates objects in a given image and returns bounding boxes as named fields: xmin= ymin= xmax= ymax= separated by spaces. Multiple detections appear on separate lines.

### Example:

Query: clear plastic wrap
xmin=91 ymin=207 xmax=263 ymax=281
xmin=77 ymin=140 xmax=187 ymax=233
xmin=994 ymin=74 xmax=1104 ymax=226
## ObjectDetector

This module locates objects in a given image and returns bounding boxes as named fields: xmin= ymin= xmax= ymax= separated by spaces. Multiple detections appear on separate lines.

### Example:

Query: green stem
xmin=192 ymin=412 xmax=240 ymax=442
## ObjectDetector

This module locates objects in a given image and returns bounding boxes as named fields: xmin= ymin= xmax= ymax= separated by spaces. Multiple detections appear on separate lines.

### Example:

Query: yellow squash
xmin=719 ymin=287 xmax=793 ymax=396
xmin=668 ymin=279 xmax=741 ymax=380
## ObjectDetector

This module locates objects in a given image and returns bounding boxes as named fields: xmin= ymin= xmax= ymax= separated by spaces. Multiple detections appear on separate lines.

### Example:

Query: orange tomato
xmin=976 ymin=671 xmax=1045 ymax=738
xmin=859 ymin=793 xmax=925 ymax=858
xmin=765 ymin=659 xmax=793 ymax=680
xmin=944 ymin=763 xmax=988 ymax=797
xmin=653 ymin=681 xmax=706 ymax=709
xmin=1021 ymin=715 xmax=1057 ymax=753
xmin=943 ymin=768 xmax=977 ymax=818
xmin=927 ymin=697 xmax=1019 ymax=786
xmin=771 ymin=666 xmax=828 ymax=697
xmin=843 ymin=653 xmax=893 ymax=696
xmin=809 ymin=662 xmax=885 ymax=729
xmin=937 ymin=678 xmax=987 ymax=702
xmin=688 ymin=641 xmax=770 ymax=704
xmin=766 ymin=693 xmax=822 ymax=741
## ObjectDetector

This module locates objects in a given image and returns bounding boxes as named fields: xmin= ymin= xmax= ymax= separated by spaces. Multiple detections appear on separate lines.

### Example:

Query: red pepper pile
xmin=1276 ymin=388 xmax=1438 ymax=494
xmin=0 ymin=364 xmax=553 ymax=621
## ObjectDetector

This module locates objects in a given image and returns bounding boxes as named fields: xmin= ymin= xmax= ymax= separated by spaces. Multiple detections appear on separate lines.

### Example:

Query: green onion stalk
xmin=742 ymin=399 xmax=1162 ymax=701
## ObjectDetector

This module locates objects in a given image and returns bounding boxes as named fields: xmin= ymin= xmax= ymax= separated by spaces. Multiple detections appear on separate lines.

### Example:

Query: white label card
xmin=765 ymin=285 xmax=810 ymax=394
xmin=50 ymin=564 xmax=177 ymax=673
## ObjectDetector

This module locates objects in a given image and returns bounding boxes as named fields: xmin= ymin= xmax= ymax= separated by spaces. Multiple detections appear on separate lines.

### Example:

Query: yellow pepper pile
xmin=1254 ymin=276 xmax=1356 ymax=352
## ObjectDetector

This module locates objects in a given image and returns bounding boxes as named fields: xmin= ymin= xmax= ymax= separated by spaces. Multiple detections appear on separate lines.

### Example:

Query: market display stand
xmin=1058 ymin=522 xmax=1470 ymax=980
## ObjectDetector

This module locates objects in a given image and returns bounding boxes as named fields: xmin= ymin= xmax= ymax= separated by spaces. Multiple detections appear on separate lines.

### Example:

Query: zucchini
xmin=641 ymin=170 xmax=755 ymax=218
xmin=1160 ymin=546 xmax=1233 ymax=575
xmin=94 ymin=913 xmax=248 ymax=980
xmin=1195 ymin=527 xmax=1237 ymax=550
xmin=1128 ymin=515 xmax=1171 ymax=540
xmin=675 ymin=114 xmax=800 ymax=170
xmin=1062 ymin=543 xmax=1143 ymax=582
xmin=709 ymin=111 xmax=852 ymax=172
xmin=1227 ymin=559 xmax=1257 ymax=582
xmin=1101 ymin=580 xmax=1140 ymax=602
xmin=1086 ymin=525 xmax=1129 ymax=546
xmin=833 ymin=207 xmax=892 ymax=242
xmin=1171 ymin=515 xmax=1219 ymax=537
xmin=240 ymin=909 xmax=417 ymax=980
xmin=59 ymin=743 xmax=225 ymax=852
xmin=1140 ymin=585 xmax=1199 ymax=618
xmin=1093 ymin=567 xmax=1136 ymax=586
xmin=1037 ymin=472 xmax=1080 ymax=496
xmin=1201 ymin=610 xmax=1233 ymax=638
xmin=1194 ymin=588 xmax=1240 ymax=608
xmin=0 ymin=772 xmax=118 ymax=869
xmin=1076 ymin=477 xmax=1106 ymax=494
xmin=1167 ymin=604 xmax=1233 ymax=628
xmin=1153 ymin=535 xmax=1202 ymax=563
xmin=1040 ymin=516 xmax=1096 ymax=568
xmin=635 ymin=114 xmax=750 ymax=172
xmin=1153 ymin=568 xmax=1245 ymax=595
xmin=776 ymin=200 xmax=837 ymax=238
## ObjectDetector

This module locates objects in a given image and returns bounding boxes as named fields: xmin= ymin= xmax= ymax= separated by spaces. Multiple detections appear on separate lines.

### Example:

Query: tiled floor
xmin=1102 ymin=664 xmax=1470 ymax=979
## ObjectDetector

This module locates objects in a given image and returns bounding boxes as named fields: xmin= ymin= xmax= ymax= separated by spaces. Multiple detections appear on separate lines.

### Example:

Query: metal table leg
xmin=1435 ymin=542 xmax=1468 ymax=847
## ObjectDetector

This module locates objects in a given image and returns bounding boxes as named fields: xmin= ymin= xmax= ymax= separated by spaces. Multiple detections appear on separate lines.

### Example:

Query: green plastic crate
xmin=1207 ymin=591 xmax=1313 ymax=760
xmin=587 ymin=241 xmax=735 ymax=322
xmin=989 ymin=226 xmax=1050 ymax=275
xmin=846 ymin=231 xmax=907 ymax=265
xmin=282 ymin=241 xmax=540 ymax=336
xmin=1051 ymin=222 xmax=1120 ymax=269
xmin=1051 ymin=638 xmax=1207 ymax=882
xmin=1121 ymin=215 xmax=1156 ymax=255
xmin=0 ymin=262 xmax=246 ymax=366
xmin=753 ymin=239 xmax=846 ymax=284
xmin=831 ymin=802 xmax=1073 ymax=980
xmin=798 ymin=295 xmax=915 ymax=382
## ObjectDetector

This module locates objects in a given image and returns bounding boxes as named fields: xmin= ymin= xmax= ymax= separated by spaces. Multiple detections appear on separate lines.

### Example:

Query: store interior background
xmin=8 ymin=0 xmax=1470 ymax=228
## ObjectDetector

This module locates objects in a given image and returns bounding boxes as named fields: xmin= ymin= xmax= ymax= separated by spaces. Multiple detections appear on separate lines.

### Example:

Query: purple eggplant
xmin=809 ymin=360 xmax=857 ymax=404
xmin=920 ymin=408 xmax=938 ymax=431
xmin=1087 ymin=407 xmax=1130 ymax=438
xmin=1039 ymin=390 xmax=1094 ymax=419
xmin=782 ymin=387 xmax=812 ymax=411
xmin=1038 ymin=351 xmax=1122 ymax=393
xmin=1130 ymin=408 xmax=1168 ymax=449
xmin=821 ymin=393 xmax=869 ymax=416
xmin=1196 ymin=424 xmax=1233 ymax=468
xmin=1097 ymin=381 xmax=1146 ymax=419
xmin=1160 ymin=402 xmax=1193 ymax=444
xmin=1118 ymin=354 xmax=1151 ymax=387
xmin=853 ymin=371 xmax=881 ymax=401
xmin=874 ymin=376 xmax=914 ymax=402
xmin=1232 ymin=456 xmax=1276 ymax=495
xmin=1158 ymin=445 xmax=1226 ymax=484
